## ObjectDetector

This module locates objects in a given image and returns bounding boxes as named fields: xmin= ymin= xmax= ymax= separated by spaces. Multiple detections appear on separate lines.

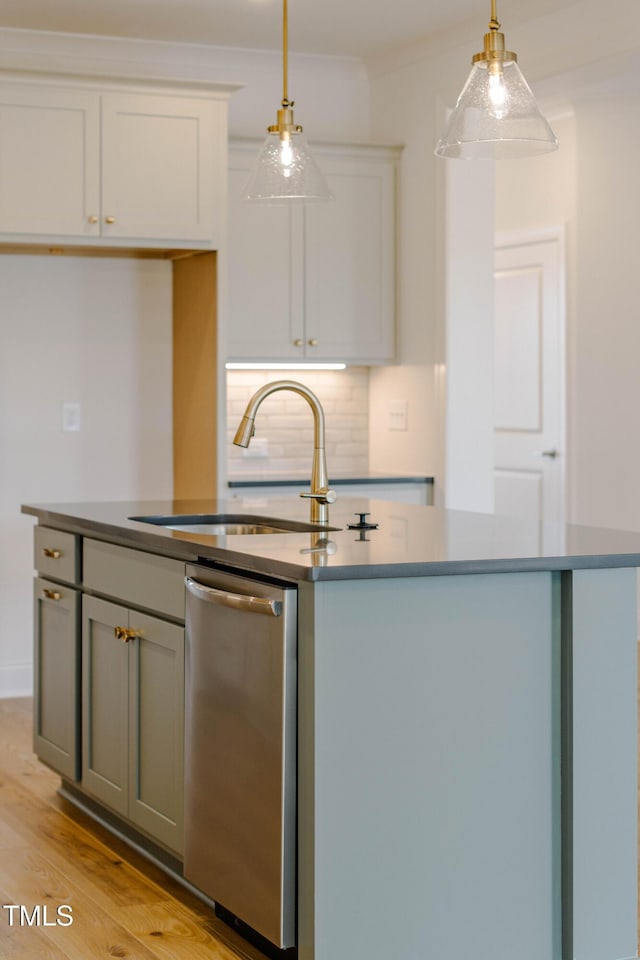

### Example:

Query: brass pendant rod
xmin=282 ymin=0 xmax=289 ymax=106
xmin=490 ymin=0 xmax=499 ymax=30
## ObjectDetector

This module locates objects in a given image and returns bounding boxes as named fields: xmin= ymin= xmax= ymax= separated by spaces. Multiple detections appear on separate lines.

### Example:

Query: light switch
xmin=62 ymin=402 xmax=81 ymax=433
xmin=388 ymin=400 xmax=408 ymax=431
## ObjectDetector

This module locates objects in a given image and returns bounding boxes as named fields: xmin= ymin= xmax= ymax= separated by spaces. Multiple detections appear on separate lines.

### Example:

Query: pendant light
xmin=243 ymin=0 xmax=332 ymax=201
xmin=435 ymin=0 xmax=558 ymax=160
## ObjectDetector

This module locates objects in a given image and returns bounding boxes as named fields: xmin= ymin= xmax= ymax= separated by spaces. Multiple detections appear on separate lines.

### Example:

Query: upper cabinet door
xmin=101 ymin=94 xmax=217 ymax=243
xmin=0 ymin=85 xmax=100 ymax=236
xmin=227 ymin=161 xmax=304 ymax=360
xmin=304 ymin=155 xmax=396 ymax=363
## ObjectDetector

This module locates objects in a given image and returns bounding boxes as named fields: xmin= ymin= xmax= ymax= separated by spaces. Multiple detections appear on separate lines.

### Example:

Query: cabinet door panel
xmin=227 ymin=163 xmax=303 ymax=360
xmin=82 ymin=596 xmax=129 ymax=816
xmin=101 ymin=94 xmax=216 ymax=242
xmin=0 ymin=85 xmax=100 ymax=236
xmin=33 ymin=578 xmax=80 ymax=780
xmin=128 ymin=612 xmax=184 ymax=854
xmin=304 ymin=161 xmax=395 ymax=362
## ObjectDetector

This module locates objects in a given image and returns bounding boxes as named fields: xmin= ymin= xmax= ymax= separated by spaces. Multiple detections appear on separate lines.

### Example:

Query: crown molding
xmin=0 ymin=26 xmax=362 ymax=86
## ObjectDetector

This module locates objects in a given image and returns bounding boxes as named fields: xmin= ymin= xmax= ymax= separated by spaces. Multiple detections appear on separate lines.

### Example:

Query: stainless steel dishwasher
xmin=183 ymin=563 xmax=297 ymax=950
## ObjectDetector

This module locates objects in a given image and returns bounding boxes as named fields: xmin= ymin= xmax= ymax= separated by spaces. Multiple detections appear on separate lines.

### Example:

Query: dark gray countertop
xmin=21 ymin=496 xmax=640 ymax=582
xmin=227 ymin=472 xmax=434 ymax=488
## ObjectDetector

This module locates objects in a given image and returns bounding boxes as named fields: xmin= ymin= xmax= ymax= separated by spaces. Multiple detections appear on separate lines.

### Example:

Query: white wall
xmin=572 ymin=95 xmax=640 ymax=531
xmin=495 ymin=113 xmax=577 ymax=234
xmin=444 ymin=160 xmax=495 ymax=512
xmin=0 ymin=255 xmax=173 ymax=696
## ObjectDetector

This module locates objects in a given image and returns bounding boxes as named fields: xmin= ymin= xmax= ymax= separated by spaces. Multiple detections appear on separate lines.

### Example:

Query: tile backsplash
xmin=227 ymin=368 xmax=369 ymax=477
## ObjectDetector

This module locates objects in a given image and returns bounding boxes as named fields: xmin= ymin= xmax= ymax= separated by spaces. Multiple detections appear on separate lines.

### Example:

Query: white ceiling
xmin=0 ymin=0 xmax=578 ymax=61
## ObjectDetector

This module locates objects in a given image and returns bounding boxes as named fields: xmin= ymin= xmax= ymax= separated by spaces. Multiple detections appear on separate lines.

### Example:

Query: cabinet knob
xmin=114 ymin=626 xmax=142 ymax=643
xmin=42 ymin=547 xmax=62 ymax=559
xmin=87 ymin=215 xmax=98 ymax=224
xmin=293 ymin=339 xmax=303 ymax=347
xmin=308 ymin=338 xmax=318 ymax=347
xmin=104 ymin=216 xmax=116 ymax=225
xmin=41 ymin=588 xmax=62 ymax=602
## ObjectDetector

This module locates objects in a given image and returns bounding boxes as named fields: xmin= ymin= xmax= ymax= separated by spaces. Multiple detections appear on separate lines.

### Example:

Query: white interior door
xmin=494 ymin=233 xmax=565 ymax=553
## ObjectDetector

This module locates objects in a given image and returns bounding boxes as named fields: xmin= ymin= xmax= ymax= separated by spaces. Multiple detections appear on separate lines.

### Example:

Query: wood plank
xmin=172 ymin=251 xmax=218 ymax=499
xmin=116 ymin=902 xmax=242 ymax=960
xmin=0 ymin=882 xmax=71 ymax=960
xmin=0 ymin=774 xmax=168 ymax=910
xmin=0 ymin=700 xmax=62 ymax=803
xmin=0 ymin=816 xmax=24 ymax=848
xmin=0 ymin=847 xmax=163 ymax=960
xmin=0 ymin=244 xmax=197 ymax=259
xmin=0 ymin=699 xmax=262 ymax=960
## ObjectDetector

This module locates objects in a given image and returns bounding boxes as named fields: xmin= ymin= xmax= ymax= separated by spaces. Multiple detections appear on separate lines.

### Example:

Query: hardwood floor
xmin=0 ymin=698 xmax=268 ymax=960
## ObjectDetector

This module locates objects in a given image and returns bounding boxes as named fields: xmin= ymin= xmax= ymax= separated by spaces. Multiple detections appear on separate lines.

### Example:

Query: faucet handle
xmin=300 ymin=488 xmax=337 ymax=504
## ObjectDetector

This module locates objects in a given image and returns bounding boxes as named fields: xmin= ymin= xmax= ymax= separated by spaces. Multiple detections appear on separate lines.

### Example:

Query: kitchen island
xmin=22 ymin=496 xmax=639 ymax=960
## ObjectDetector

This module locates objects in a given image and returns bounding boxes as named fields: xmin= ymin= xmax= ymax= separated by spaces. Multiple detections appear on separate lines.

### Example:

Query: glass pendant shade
xmin=435 ymin=59 xmax=558 ymax=159
xmin=244 ymin=0 xmax=331 ymax=202
xmin=243 ymin=129 xmax=333 ymax=202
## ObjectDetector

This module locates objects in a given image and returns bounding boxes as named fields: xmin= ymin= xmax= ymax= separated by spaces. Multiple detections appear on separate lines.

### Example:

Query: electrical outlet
xmin=62 ymin=402 xmax=81 ymax=433
xmin=388 ymin=400 xmax=408 ymax=431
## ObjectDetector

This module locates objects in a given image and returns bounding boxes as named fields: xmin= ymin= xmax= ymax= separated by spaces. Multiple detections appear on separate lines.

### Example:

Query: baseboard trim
xmin=0 ymin=662 xmax=33 ymax=699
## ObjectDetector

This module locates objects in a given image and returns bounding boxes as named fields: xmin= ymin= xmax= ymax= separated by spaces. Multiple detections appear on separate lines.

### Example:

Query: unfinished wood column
xmin=172 ymin=251 xmax=218 ymax=499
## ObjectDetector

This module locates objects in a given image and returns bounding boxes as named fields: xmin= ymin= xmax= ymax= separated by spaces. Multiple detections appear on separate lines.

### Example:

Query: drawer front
xmin=83 ymin=539 xmax=184 ymax=621
xmin=34 ymin=526 xmax=79 ymax=584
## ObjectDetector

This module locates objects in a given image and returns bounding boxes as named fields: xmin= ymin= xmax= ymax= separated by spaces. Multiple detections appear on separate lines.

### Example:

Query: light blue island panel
xmin=298 ymin=567 xmax=637 ymax=960
xmin=571 ymin=568 xmax=637 ymax=960
xmin=299 ymin=571 xmax=561 ymax=960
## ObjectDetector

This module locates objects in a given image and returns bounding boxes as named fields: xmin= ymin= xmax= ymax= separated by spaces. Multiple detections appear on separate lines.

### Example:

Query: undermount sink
xmin=128 ymin=513 xmax=340 ymax=535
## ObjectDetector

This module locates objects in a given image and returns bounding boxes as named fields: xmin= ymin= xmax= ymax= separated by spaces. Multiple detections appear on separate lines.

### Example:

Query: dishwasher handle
xmin=185 ymin=576 xmax=283 ymax=617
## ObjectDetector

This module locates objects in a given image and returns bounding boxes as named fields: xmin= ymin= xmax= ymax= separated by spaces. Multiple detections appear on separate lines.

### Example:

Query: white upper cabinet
xmin=0 ymin=85 xmax=100 ymax=237
xmin=101 ymin=94 xmax=217 ymax=243
xmin=0 ymin=77 xmax=229 ymax=249
xmin=227 ymin=141 xmax=400 ymax=364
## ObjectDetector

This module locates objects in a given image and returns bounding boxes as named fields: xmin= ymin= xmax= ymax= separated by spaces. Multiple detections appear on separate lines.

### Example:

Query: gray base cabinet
xmin=31 ymin=524 xmax=186 ymax=859
xmin=82 ymin=595 xmax=185 ymax=855
xmin=33 ymin=576 xmax=80 ymax=780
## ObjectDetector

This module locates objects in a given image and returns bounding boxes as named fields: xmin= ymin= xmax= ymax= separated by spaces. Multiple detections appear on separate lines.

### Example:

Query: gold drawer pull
xmin=87 ymin=215 xmax=98 ymax=224
xmin=105 ymin=216 xmax=116 ymax=225
xmin=114 ymin=626 xmax=142 ymax=643
xmin=308 ymin=338 xmax=318 ymax=347
xmin=42 ymin=548 xmax=62 ymax=559
xmin=42 ymin=588 xmax=62 ymax=602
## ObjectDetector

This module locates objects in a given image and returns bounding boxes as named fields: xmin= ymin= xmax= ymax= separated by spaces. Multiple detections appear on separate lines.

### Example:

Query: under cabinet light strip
xmin=225 ymin=362 xmax=347 ymax=371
